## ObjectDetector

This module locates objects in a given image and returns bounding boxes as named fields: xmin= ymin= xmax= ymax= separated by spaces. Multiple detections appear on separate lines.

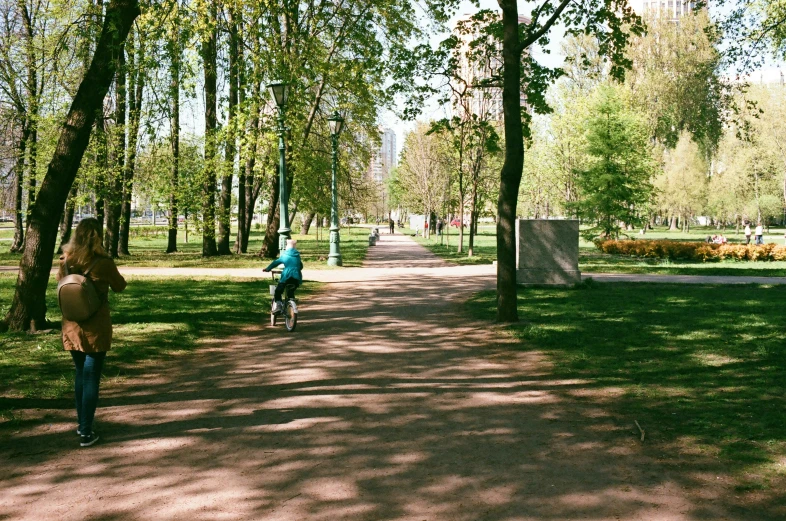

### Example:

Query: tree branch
xmin=519 ymin=0 xmax=574 ymax=53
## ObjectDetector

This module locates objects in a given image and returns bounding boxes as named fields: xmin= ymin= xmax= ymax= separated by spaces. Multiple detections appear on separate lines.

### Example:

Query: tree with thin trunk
xmin=199 ymin=0 xmax=217 ymax=257
xmin=2 ymin=0 xmax=141 ymax=332
xmin=217 ymin=0 xmax=238 ymax=255
xmin=104 ymin=48 xmax=126 ymax=258
xmin=120 ymin=26 xmax=145 ymax=255
xmin=492 ymin=0 xmax=642 ymax=321
xmin=18 ymin=0 xmax=40 ymax=238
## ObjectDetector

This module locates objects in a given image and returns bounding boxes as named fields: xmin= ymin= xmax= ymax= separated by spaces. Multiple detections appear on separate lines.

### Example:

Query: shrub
xmin=129 ymin=226 xmax=168 ymax=239
xmin=595 ymin=239 xmax=786 ymax=262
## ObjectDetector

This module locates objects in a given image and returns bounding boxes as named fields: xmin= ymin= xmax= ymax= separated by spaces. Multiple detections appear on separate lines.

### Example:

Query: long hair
xmin=62 ymin=218 xmax=107 ymax=269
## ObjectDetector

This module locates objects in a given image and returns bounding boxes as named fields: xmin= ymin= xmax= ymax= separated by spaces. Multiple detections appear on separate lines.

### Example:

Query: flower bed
xmin=596 ymin=239 xmax=786 ymax=262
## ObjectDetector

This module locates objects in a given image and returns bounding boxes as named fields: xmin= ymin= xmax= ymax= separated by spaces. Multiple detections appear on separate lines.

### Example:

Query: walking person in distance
xmin=57 ymin=218 xmax=127 ymax=447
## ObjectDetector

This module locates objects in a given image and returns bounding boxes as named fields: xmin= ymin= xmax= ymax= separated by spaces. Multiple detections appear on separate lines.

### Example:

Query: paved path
xmin=0 ymin=234 xmax=776 ymax=520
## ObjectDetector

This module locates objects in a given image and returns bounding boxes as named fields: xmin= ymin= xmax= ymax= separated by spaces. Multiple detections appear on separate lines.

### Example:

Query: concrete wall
xmin=516 ymin=219 xmax=581 ymax=285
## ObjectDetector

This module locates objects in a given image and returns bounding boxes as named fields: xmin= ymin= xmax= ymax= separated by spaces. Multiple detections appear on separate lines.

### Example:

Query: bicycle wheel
xmin=284 ymin=300 xmax=297 ymax=332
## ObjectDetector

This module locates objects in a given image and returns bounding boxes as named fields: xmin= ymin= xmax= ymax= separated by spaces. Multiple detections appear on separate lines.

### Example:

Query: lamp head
xmin=267 ymin=81 xmax=288 ymax=109
xmin=328 ymin=111 xmax=344 ymax=137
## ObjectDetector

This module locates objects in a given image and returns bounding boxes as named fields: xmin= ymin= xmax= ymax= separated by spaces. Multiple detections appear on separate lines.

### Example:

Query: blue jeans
xmin=71 ymin=351 xmax=106 ymax=434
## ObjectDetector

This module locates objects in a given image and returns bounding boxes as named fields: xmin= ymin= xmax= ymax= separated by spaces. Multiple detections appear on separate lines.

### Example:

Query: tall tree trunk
xmin=217 ymin=2 xmax=239 ymax=255
xmin=120 ymin=28 xmax=144 ymax=256
xmin=468 ymin=202 xmax=476 ymax=258
xmin=2 ymin=0 xmax=140 ymax=333
xmin=94 ymin=113 xmax=107 ymax=237
xmin=289 ymin=200 xmax=298 ymax=227
xmin=9 ymin=125 xmax=29 ymax=253
xmin=201 ymin=1 xmax=218 ymax=257
xmin=258 ymin=171 xmax=280 ymax=258
xmin=243 ymin=175 xmax=263 ymax=252
xmin=57 ymin=184 xmax=79 ymax=253
xmin=19 ymin=0 xmax=38 ymax=237
xmin=104 ymin=49 xmax=126 ymax=258
xmin=233 ymin=11 xmax=246 ymax=254
xmin=496 ymin=0 xmax=524 ymax=322
xmin=166 ymin=8 xmax=180 ymax=253
xmin=240 ymin=101 xmax=265 ymax=252
xmin=301 ymin=210 xmax=316 ymax=234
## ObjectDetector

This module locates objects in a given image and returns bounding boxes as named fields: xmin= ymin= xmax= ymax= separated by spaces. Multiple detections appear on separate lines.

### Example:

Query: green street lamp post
xmin=327 ymin=111 xmax=344 ymax=266
xmin=268 ymin=81 xmax=291 ymax=252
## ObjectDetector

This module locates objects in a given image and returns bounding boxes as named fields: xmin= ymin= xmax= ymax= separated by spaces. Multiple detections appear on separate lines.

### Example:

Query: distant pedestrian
xmin=389 ymin=219 xmax=394 ymax=234
xmin=755 ymin=222 xmax=764 ymax=245
xmin=57 ymin=218 xmax=127 ymax=448
xmin=744 ymin=223 xmax=752 ymax=245
xmin=436 ymin=219 xmax=443 ymax=236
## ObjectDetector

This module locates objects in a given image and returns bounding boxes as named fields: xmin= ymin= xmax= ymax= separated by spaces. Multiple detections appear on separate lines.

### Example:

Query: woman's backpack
xmin=57 ymin=259 xmax=102 ymax=322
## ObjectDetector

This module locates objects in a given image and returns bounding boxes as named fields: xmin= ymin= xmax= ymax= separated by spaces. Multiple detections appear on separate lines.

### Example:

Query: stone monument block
xmin=516 ymin=219 xmax=581 ymax=285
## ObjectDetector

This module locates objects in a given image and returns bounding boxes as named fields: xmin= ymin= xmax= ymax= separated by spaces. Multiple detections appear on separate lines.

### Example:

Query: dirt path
xmin=0 ymin=234 xmax=773 ymax=520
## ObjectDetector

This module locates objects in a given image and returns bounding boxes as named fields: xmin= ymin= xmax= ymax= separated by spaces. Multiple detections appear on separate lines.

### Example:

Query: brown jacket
xmin=57 ymin=255 xmax=127 ymax=353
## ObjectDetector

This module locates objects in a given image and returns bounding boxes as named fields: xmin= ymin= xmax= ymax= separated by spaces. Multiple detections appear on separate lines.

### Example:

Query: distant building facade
xmin=452 ymin=13 xmax=530 ymax=122
xmin=368 ymin=127 xmax=397 ymax=182
xmin=628 ymin=0 xmax=695 ymax=20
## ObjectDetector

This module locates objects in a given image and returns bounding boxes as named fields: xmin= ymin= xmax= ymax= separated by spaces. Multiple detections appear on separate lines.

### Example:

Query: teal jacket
xmin=265 ymin=248 xmax=303 ymax=285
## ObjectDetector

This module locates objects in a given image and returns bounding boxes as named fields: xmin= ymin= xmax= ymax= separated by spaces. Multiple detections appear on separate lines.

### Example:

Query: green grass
xmin=0 ymin=225 xmax=369 ymax=269
xmin=413 ymin=224 xmax=786 ymax=276
xmin=413 ymin=226 xmax=498 ymax=265
xmin=467 ymin=282 xmax=786 ymax=490
xmin=0 ymin=273 xmax=318 ymax=406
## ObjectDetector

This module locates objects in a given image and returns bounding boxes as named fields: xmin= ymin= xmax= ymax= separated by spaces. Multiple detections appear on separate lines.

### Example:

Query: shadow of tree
xmin=2 ymin=262 xmax=783 ymax=519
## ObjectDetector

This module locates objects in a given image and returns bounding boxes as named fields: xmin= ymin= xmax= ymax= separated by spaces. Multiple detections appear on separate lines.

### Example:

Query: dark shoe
xmin=80 ymin=432 xmax=99 ymax=447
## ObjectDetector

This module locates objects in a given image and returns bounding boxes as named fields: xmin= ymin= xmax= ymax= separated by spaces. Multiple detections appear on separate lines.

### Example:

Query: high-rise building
xmin=628 ymin=0 xmax=695 ymax=20
xmin=452 ymin=13 xmax=530 ymax=122
xmin=368 ymin=127 xmax=397 ymax=182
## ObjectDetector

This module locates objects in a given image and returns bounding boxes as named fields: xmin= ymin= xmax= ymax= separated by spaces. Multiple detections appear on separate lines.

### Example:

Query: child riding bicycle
xmin=262 ymin=239 xmax=303 ymax=313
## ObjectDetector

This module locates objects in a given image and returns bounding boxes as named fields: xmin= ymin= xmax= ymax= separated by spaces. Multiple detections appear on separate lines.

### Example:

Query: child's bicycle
xmin=269 ymin=270 xmax=298 ymax=332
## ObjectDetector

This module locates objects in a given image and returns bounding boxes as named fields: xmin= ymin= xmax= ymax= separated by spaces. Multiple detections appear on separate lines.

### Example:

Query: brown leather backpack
xmin=57 ymin=259 xmax=102 ymax=322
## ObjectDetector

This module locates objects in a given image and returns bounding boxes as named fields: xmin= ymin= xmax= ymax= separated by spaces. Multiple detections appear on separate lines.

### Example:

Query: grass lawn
xmin=0 ymin=224 xmax=370 ymax=269
xmin=0 ymin=273 xmax=317 ymax=421
xmin=414 ymin=224 xmax=786 ymax=276
xmin=467 ymin=282 xmax=786 ymax=491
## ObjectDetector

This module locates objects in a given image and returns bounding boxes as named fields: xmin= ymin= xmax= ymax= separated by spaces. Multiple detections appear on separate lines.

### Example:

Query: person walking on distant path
xmin=57 ymin=218 xmax=127 ymax=448
xmin=389 ymin=218 xmax=394 ymax=234
xmin=755 ymin=222 xmax=764 ymax=245
xmin=744 ymin=223 xmax=752 ymax=245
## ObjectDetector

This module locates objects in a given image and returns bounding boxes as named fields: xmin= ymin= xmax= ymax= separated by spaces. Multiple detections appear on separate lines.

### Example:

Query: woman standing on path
xmin=744 ymin=223 xmax=752 ymax=244
xmin=57 ymin=218 xmax=127 ymax=447
xmin=755 ymin=222 xmax=764 ymax=245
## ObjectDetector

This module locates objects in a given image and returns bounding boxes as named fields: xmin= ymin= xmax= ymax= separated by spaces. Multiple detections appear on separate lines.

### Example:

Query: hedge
xmin=129 ymin=225 xmax=169 ymax=238
xmin=596 ymin=239 xmax=786 ymax=262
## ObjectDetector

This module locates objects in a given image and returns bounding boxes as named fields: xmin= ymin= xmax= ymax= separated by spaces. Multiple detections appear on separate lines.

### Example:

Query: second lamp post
xmin=327 ymin=111 xmax=344 ymax=266
xmin=268 ymin=81 xmax=291 ymax=253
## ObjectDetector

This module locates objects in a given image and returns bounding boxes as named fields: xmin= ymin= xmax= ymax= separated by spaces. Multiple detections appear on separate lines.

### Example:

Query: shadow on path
xmin=0 ymin=236 xmax=777 ymax=520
